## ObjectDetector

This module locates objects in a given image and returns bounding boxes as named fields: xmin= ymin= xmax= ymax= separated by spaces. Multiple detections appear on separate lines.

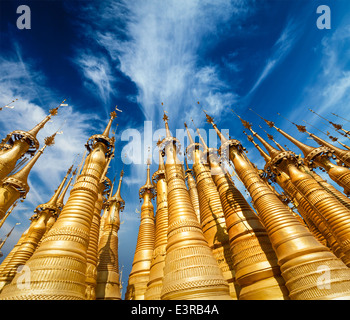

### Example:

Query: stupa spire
xmin=157 ymin=113 xmax=232 ymax=300
xmin=0 ymin=132 xmax=57 ymax=219
xmin=309 ymin=108 xmax=350 ymax=136
xmin=0 ymin=101 xmax=64 ymax=181
xmin=0 ymin=108 xmax=116 ymax=299
xmin=207 ymin=112 xmax=350 ymax=299
xmin=234 ymin=110 xmax=281 ymax=158
xmin=96 ymin=170 xmax=124 ymax=300
xmin=144 ymin=148 xmax=168 ymax=300
xmin=196 ymin=122 xmax=288 ymax=299
xmin=125 ymin=158 xmax=156 ymax=300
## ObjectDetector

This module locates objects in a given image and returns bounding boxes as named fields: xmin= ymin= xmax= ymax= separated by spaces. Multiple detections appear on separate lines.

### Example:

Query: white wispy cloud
xmin=72 ymin=0 xmax=254 ymax=127
xmin=248 ymin=18 xmax=301 ymax=95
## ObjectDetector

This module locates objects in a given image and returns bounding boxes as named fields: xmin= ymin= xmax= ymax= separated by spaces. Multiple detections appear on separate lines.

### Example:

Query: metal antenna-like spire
xmin=309 ymin=108 xmax=350 ymax=136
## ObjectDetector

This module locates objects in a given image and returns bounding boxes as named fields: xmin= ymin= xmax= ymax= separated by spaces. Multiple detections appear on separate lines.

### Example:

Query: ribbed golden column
xmin=0 ymin=166 xmax=72 ymax=291
xmin=159 ymin=113 xmax=231 ymax=300
xmin=125 ymin=160 xmax=156 ymax=300
xmin=145 ymin=149 xmax=168 ymax=300
xmin=184 ymin=123 xmax=238 ymax=299
xmin=264 ymin=122 xmax=350 ymax=264
xmin=96 ymin=171 xmax=125 ymax=300
xmin=0 ymin=111 xmax=116 ymax=300
xmin=197 ymin=127 xmax=288 ymax=300
xmin=184 ymin=157 xmax=201 ymax=223
xmin=207 ymin=113 xmax=350 ymax=300
xmin=244 ymin=132 xmax=329 ymax=248
xmin=36 ymin=170 xmax=76 ymax=250
xmin=0 ymin=104 xmax=62 ymax=181
xmin=85 ymin=182 xmax=104 ymax=300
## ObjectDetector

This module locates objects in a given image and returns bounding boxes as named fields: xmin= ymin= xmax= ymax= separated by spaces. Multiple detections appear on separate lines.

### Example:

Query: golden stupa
xmin=0 ymin=100 xmax=350 ymax=301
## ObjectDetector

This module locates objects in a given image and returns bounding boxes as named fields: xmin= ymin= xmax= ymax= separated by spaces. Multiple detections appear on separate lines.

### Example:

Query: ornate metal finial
xmin=232 ymin=109 xmax=252 ymax=129
xmin=249 ymin=108 xmax=275 ymax=128
xmin=1 ymin=98 xmax=18 ymax=111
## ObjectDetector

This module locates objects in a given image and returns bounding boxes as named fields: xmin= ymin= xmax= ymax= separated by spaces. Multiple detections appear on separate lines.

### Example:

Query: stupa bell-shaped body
xmin=144 ymin=149 xmax=169 ymax=300
xmin=197 ymin=127 xmax=289 ymax=300
xmin=96 ymin=171 xmax=124 ymax=300
xmin=184 ymin=122 xmax=238 ymax=299
xmin=264 ymin=121 xmax=350 ymax=265
xmin=0 ymin=111 xmax=116 ymax=300
xmin=208 ymin=112 xmax=350 ymax=300
xmin=159 ymin=114 xmax=231 ymax=300
xmin=125 ymin=160 xmax=156 ymax=300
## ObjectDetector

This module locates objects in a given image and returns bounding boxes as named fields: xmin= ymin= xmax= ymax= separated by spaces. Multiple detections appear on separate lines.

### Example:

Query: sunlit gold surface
xmin=208 ymin=114 xmax=350 ymax=300
xmin=96 ymin=171 xmax=124 ymax=300
xmin=0 ymin=113 xmax=115 ymax=300
xmin=207 ymin=148 xmax=289 ymax=300
xmin=145 ymin=150 xmax=168 ymax=300
xmin=125 ymin=162 xmax=155 ymax=300
xmin=159 ymin=115 xmax=232 ymax=300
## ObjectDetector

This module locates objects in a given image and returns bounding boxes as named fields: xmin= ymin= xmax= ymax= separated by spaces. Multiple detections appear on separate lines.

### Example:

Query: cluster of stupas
xmin=0 ymin=101 xmax=350 ymax=300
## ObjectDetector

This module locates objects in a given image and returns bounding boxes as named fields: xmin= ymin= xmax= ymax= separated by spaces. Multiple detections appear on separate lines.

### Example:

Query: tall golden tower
xmin=0 ymin=166 xmax=72 ymax=291
xmin=84 ymin=180 xmax=105 ymax=300
xmin=96 ymin=170 xmax=125 ymax=300
xmin=159 ymin=113 xmax=231 ymax=300
xmin=144 ymin=148 xmax=168 ymax=300
xmin=206 ymin=112 xmax=350 ymax=300
xmin=0 ymin=110 xmax=116 ymax=300
xmin=0 ymin=102 xmax=63 ymax=181
xmin=253 ymin=117 xmax=350 ymax=265
xmin=195 ymin=125 xmax=288 ymax=300
xmin=0 ymin=133 xmax=57 ymax=219
xmin=243 ymin=132 xmax=328 ymax=248
xmin=125 ymin=159 xmax=156 ymax=300
xmin=184 ymin=156 xmax=201 ymax=223
xmin=184 ymin=122 xmax=238 ymax=299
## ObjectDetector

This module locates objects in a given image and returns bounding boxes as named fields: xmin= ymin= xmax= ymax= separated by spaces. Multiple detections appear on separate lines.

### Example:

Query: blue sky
xmin=1 ymin=0 xmax=350 ymax=298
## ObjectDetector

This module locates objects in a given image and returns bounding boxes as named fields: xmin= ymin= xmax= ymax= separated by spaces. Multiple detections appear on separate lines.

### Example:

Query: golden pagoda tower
xmin=96 ymin=170 xmax=125 ymax=300
xmin=0 ymin=133 xmax=57 ymax=219
xmin=0 ymin=102 xmax=63 ymax=181
xmin=252 ymin=117 xmax=350 ymax=264
xmin=84 ymin=181 xmax=105 ymax=300
xmin=206 ymin=112 xmax=350 ymax=300
xmin=184 ymin=156 xmax=201 ymax=223
xmin=0 ymin=165 xmax=72 ymax=291
xmin=195 ymin=126 xmax=289 ymax=300
xmin=242 ymin=118 xmax=350 ymax=265
xmin=243 ymin=132 xmax=328 ymax=247
xmin=0 ymin=110 xmax=117 ymax=300
xmin=184 ymin=122 xmax=237 ymax=299
xmin=159 ymin=113 xmax=231 ymax=300
xmin=144 ymin=148 xmax=168 ymax=300
xmin=125 ymin=159 xmax=156 ymax=300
